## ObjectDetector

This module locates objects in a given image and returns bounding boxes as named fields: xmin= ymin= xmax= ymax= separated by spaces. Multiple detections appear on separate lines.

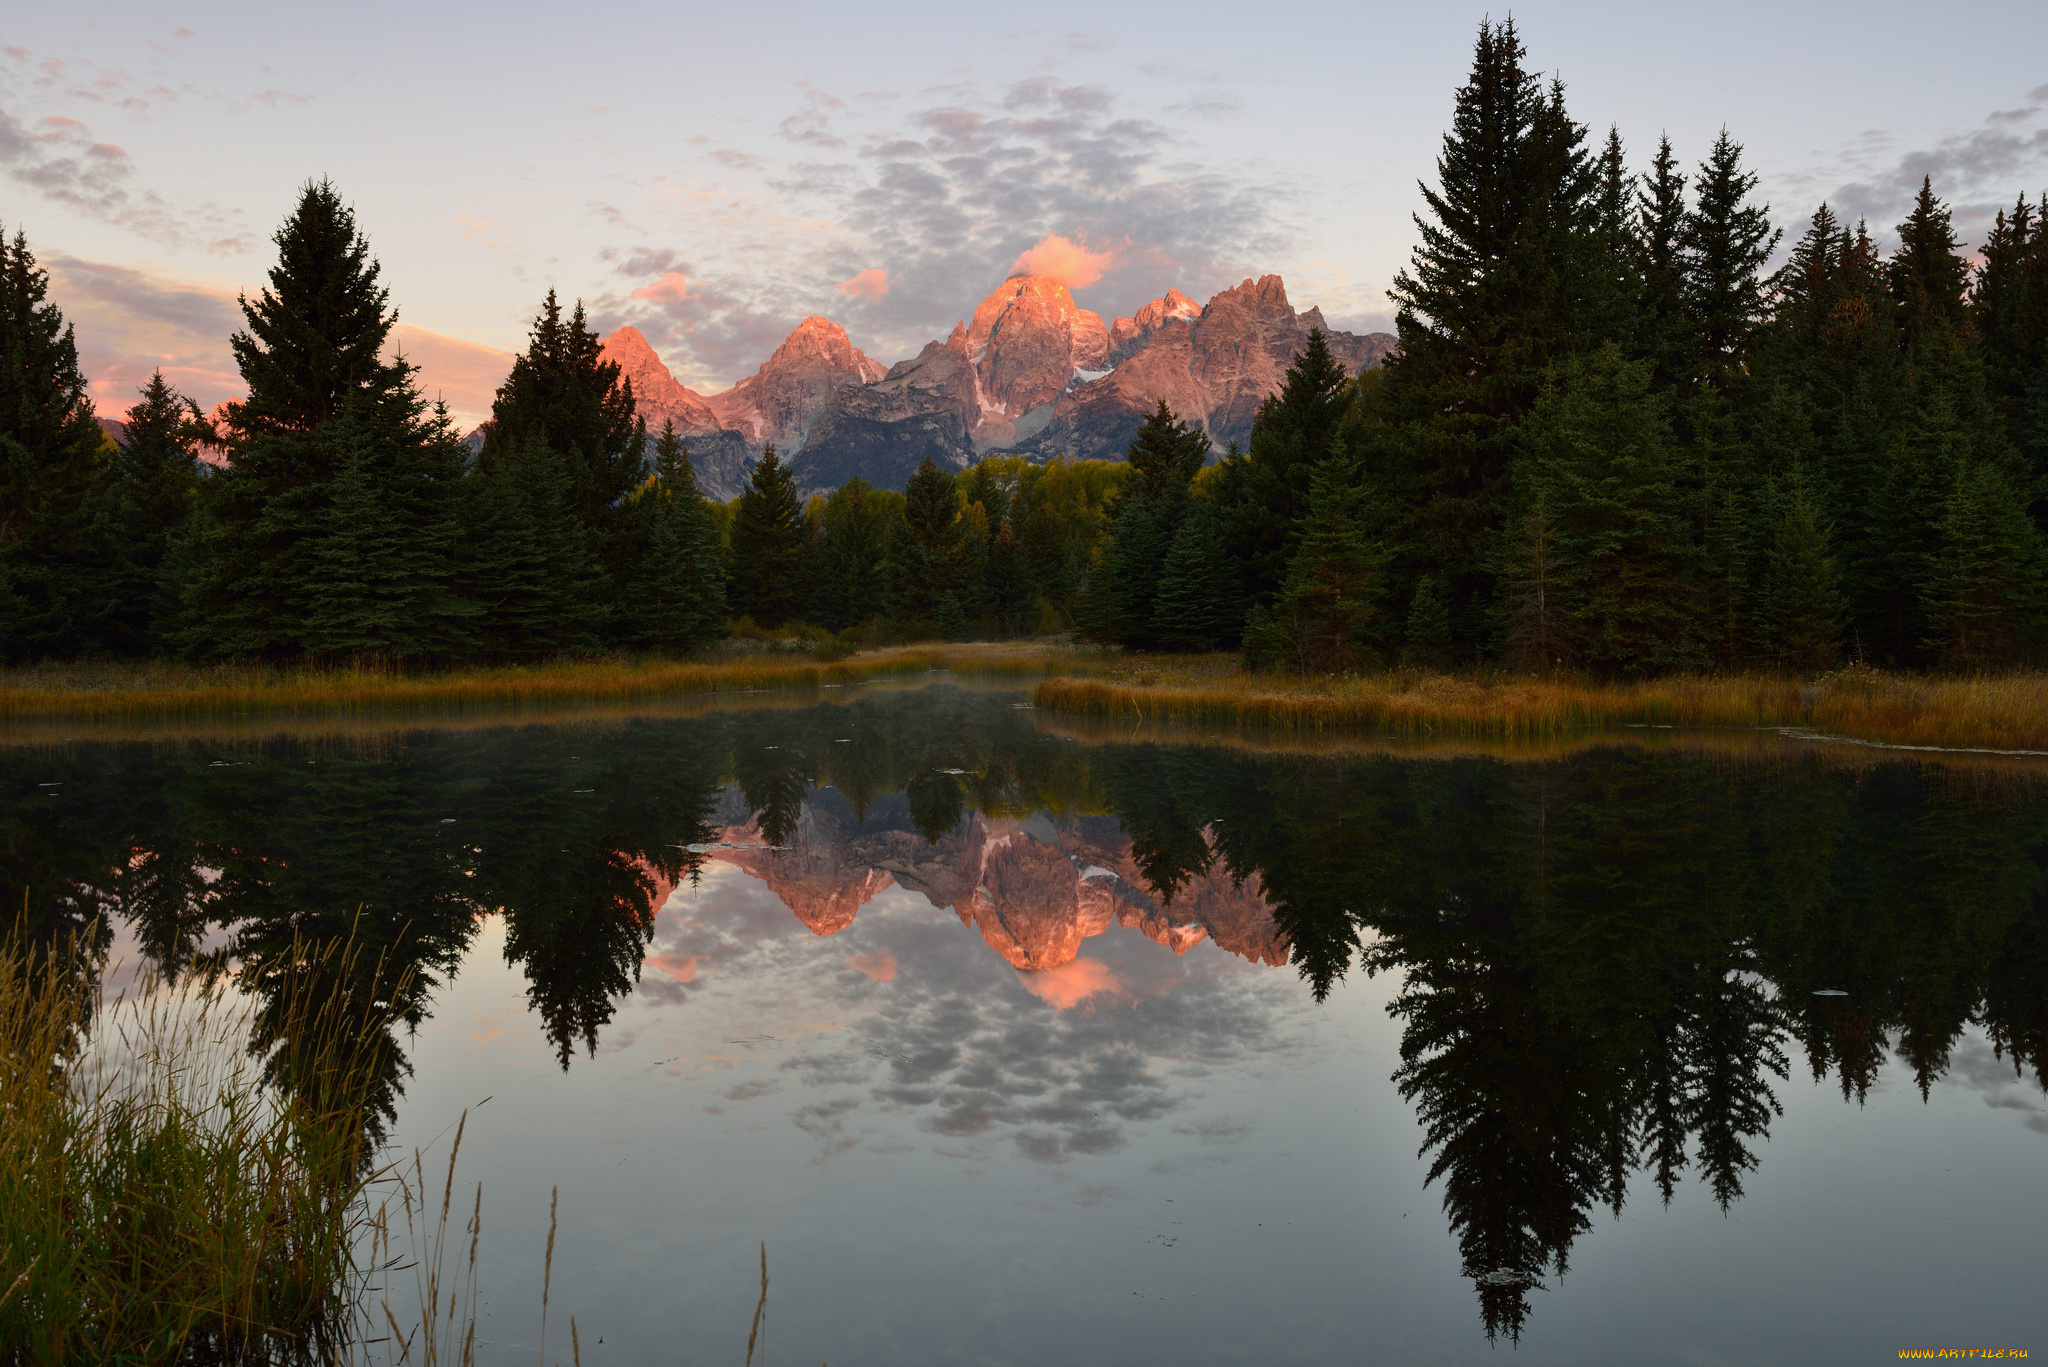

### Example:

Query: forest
xmin=3 ymin=18 xmax=2046 ymax=676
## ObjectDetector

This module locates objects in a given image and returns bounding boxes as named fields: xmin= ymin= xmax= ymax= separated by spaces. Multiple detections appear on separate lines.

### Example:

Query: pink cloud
xmin=1008 ymin=234 xmax=1116 ymax=289
xmin=834 ymin=268 xmax=889 ymax=298
xmin=845 ymin=951 xmax=897 ymax=981
xmin=631 ymin=271 xmax=694 ymax=305
xmin=1017 ymin=956 xmax=1123 ymax=1010
xmin=647 ymin=953 xmax=698 ymax=984
xmin=384 ymin=323 xmax=513 ymax=431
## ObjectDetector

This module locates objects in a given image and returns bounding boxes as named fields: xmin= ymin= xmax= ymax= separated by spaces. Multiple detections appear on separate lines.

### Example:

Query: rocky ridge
xmin=600 ymin=273 xmax=1395 ymax=498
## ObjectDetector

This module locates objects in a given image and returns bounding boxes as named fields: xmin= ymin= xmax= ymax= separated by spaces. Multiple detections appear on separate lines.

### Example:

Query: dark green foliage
xmin=1516 ymin=347 xmax=1704 ymax=675
xmin=0 ymin=227 xmax=123 ymax=659
xmin=1403 ymin=575 xmax=1454 ymax=668
xmin=1369 ymin=19 xmax=1602 ymax=651
xmin=1636 ymin=136 xmax=1691 ymax=391
xmin=1757 ymin=475 xmax=1844 ymax=672
xmin=227 ymin=180 xmax=402 ymax=436
xmin=1679 ymin=129 xmax=1779 ymax=391
xmin=983 ymin=523 xmax=1037 ymax=635
xmin=635 ymin=422 xmax=728 ymax=654
xmin=1213 ymin=333 xmax=1351 ymax=607
xmin=1151 ymin=498 xmax=1242 ymax=651
xmin=112 ymin=373 xmax=206 ymax=648
xmin=1244 ymin=455 xmax=1390 ymax=673
xmin=1921 ymin=463 xmax=2044 ymax=667
xmin=464 ymin=426 xmax=600 ymax=658
xmin=818 ymin=477 xmax=893 ymax=629
xmin=888 ymin=458 xmax=970 ymax=631
xmin=1890 ymin=179 xmax=1973 ymax=359
xmin=1082 ymin=485 xmax=1184 ymax=650
xmin=728 ymin=448 xmax=809 ymax=628
xmin=1123 ymin=399 xmax=1213 ymax=502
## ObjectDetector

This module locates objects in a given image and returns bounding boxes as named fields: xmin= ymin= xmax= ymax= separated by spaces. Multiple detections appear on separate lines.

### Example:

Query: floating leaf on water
xmin=1812 ymin=988 xmax=1849 ymax=997
xmin=938 ymin=768 xmax=967 ymax=775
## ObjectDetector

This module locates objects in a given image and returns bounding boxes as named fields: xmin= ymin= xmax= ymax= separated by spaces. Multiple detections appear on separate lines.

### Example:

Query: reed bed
xmin=1034 ymin=665 xmax=2048 ymax=754
xmin=0 ymin=931 xmax=398 ymax=1364
xmin=0 ymin=641 xmax=1094 ymax=728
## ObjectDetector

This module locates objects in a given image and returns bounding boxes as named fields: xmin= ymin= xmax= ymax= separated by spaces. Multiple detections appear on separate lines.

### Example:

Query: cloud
xmin=845 ymin=951 xmax=896 ymax=981
xmin=1782 ymin=83 xmax=2048 ymax=248
xmin=588 ymin=76 xmax=1292 ymax=383
xmin=0 ymin=104 xmax=250 ymax=252
xmin=630 ymin=271 xmax=695 ymax=304
xmin=1016 ymin=956 xmax=1122 ymax=1010
xmin=834 ymin=267 xmax=888 ymax=298
xmin=1008 ymin=233 xmax=1117 ymax=288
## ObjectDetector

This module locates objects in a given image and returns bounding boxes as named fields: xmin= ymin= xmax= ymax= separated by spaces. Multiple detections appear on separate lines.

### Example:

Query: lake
xmin=8 ymin=682 xmax=2044 ymax=1364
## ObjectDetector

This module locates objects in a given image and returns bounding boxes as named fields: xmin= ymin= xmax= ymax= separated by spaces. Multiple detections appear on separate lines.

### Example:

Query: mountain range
xmin=649 ymin=783 xmax=1285 ymax=972
xmin=606 ymin=274 xmax=1396 ymax=500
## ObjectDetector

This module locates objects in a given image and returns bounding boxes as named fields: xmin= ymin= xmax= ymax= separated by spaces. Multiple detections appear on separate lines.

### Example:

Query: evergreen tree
xmin=819 ymin=476 xmax=891 ymax=628
xmin=483 ymin=291 xmax=646 ymax=635
xmin=1371 ymin=19 xmax=1599 ymax=648
xmin=1244 ymin=456 xmax=1389 ymax=673
xmin=635 ymin=422 xmax=728 ymax=653
xmin=1586 ymin=126 xmax=1642 ymax=345
xmin=1679 ymin=129 xmax=1779 ymax=391
xmin=728 ymin=447 xmax=808 ymax=627
xmin=1972 ymin=195 xmax=2048 ymax=468
xmin=1123 ymin=399 xmax=1213 ymax=502
xmin=227 ymin=180 xmax=402 ymax=436
xmin=1498 ymin=492 xmax=1564 ymax=669
xmin=1213 ymin=335 xmax=1351 ymax=606
xmin=888 ymin=457 xmax=968 ymax=632
xmin=1403 ymin=575 xmax=1455 ymax=668
xmin=301 ymin=448 xmax=410 ymax=657
xmin=1922 ymin=462 xmax=2044 ymax=667
xmin=1890 ymin=178 xmax=1973 ymax=359
xmin=1085 ymin=401 xmax=1213 ymax=648
xmin=464 ymin=427 xmax=600 ymax=657
xmin=1517 ymin=346 xmax=1705 ymax=675
xmin=1757 ymin=475 xmax=1844 ymax=672
xmin=1151 ymin=497 xmax=1242 ymax=651
xmin=113 ymin=372 xmax=206 ymax=647
xmin=0 ymin=227 xmax=124 ymax=658
xmin=984 ymin=523 xmax=1038 ymax=635
xmin=1637 ymin=135 xmax=1692 ymax=391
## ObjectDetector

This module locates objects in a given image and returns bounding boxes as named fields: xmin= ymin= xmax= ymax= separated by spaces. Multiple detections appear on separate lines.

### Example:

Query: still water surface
xmin=8 ymin=684 xmax=2045 ymax=1363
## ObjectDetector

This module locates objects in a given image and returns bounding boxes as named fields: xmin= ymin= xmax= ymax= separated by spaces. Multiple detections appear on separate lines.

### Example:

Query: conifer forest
xmin=5 ymin=19 xmax=2047 ymax=678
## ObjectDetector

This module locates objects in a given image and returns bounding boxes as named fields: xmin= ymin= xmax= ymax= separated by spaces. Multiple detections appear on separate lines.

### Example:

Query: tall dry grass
xmin=1035 ymin=664 xmax=2048 ymax=753
xmin=0 ymin=642 xmax=1093 ymax=729
xmin=0 ymin=930 xmax=398 ymax=1364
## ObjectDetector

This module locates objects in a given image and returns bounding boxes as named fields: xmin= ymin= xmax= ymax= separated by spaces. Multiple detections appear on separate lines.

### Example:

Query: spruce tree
xmin=1152 ymin=498 xmax=1243 ymax=651
xmin=228 ymin=180 xmax=402 ymax=436
xmin=1637 ymin=135 xmax=1692 ymax=391
xmin=1213 ymin=336 xmax=1351 ymax=606
xmin=301 ymin=448 xmax=410 ymax=657
xmin=0 ymin=227 xmax=124 ymax=658
xmin=984 ymin=522 xmax=1037 ymax=636
xmin=1247 ymin=456 xmax=1389 ymax=673
xmin=1517 ymin=346 xmax=1705 ymax=675
xmin=888 ymin=458 xmax=977 ymax=635
xmin=727 ymin=447 xmax=808 ymax=628
xmin=635 ymin=422 xmax=728 ymax=653
xmin=1890 ymin=179 xmax=1973 ymax=360
xmin=1679 ymin=129 xmax=1779 ymax=390
xmin=484 ymin=290 xmax=647 ymax=636
xmin=1921 ymin=462 xmax=2044 ymax=667
xmin=1371 ymin=19 xmax=1599 ymax=645
xmin=113 ymin=373 xmax=206 ymax=648
xmin=820 ymin=476 xmax=891 ymax=628
xmin=464 ymin=427 xmax=600 ymax=657
xmin=1757 ymin=476 xmax=1844 ymax=673
xmin=1403 ymin=575 xmax=1455 ymax=668
xmin=1972 ymin=195 xmax=2048 ymax=457
xmin=1498 ymin=492 xmax=1564 ymax=669
xmin=1123 ymin=399 xmax=1213 ymax=502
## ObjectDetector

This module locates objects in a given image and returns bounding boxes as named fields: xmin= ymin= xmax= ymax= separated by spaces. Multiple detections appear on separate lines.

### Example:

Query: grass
xmin=1034 ymin=660 xmax=2048 ymax=754
xmin=0 ymin=641 xmax=1094 ymax=730
xmin=0 ymin=929 xmax=398 ymax=1364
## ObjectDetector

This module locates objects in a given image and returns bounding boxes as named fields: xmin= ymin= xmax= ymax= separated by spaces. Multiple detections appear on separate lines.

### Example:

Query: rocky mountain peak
xmin=704 ymin=316 xmax=888 ymax=449
xmin=599 ymin=326 xmax=721 ymax=435
xmin=962 ymin=275 xmax=1110 ymax=429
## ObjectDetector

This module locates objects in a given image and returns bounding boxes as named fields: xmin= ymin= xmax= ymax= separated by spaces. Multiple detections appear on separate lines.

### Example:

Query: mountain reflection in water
xmin=4 ymin=684 xmax=2043 ymax=1346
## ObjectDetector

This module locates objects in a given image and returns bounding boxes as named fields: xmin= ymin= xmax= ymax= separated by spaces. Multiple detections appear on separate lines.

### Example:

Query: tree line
xmin=5 ymin=18 xmax=2046 ymax=672
xmin=1085 ymin=19 xmax=2048 ymax=673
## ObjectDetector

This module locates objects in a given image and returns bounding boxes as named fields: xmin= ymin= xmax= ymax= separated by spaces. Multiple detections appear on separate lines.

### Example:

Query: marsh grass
xmin=0 ymin=642 xmax=1095 ymax=729
xmin=0 ymin=929 xmax=401 ymax=1365
xmin=1035 ymin=663 xmax=2048 ymax=754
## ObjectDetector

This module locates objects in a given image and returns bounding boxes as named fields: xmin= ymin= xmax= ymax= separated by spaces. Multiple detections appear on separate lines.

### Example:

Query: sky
xmin=7 ymin=0 xmax=2048 ymax=428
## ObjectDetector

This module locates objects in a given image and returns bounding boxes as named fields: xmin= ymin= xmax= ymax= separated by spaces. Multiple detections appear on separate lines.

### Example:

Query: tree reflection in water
xmin=0 ymin=687 xmax=2041 ymax=1342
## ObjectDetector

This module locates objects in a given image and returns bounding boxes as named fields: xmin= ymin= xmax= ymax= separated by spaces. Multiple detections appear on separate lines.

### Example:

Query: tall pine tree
xmin=728 ymin=447 xmax=809 ymax=628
